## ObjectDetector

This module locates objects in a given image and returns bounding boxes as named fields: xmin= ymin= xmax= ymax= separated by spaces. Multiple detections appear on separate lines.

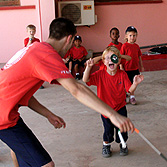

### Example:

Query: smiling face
xmin=126 ymin=31 xmax=137 ymax=44
xmin=103 ymin=51 xmax=120 ymax=75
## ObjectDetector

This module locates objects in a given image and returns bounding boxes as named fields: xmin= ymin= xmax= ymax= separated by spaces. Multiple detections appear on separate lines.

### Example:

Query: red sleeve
xmin=123 ymin=71 xmax=132 ymax=92
xmin=24 ymin=38 xmax=29 ymax=47
xmin=120 ymin=44 xmax=125 ymax=55
xmin=86 ymin=70 xmax=99 ymax=86
xmin=83 ymin=47 xmax=88 ymax=56
xmin=33 ymin=53 xmax=73 ymax=84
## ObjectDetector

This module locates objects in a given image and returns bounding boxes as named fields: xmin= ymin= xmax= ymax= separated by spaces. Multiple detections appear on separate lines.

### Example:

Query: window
xmin=0 ymin=0 xmax=20 ymax=7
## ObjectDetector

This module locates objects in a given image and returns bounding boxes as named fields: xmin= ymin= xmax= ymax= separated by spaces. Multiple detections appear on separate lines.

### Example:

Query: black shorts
xmin=0 ymin=117 xmax=52 ymax=167
xmin=125 ymin=69 xmax=140 ymax=83
xmin=101 ymin=106 xmax=128 ymax=143
xmin=73 ymin=59 xmax=86 ymax=68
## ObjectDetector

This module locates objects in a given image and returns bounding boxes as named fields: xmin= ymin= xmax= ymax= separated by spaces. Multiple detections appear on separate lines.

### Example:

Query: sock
xmin=130 ymin=95 xmax=135 ymax=99
xmin=103 ymin=141 xmax=111 ymax=146
xmin=76 ymin=73 xmax=79 ymax=75
xmin=69 ymin=70 xmax=71 ymax=73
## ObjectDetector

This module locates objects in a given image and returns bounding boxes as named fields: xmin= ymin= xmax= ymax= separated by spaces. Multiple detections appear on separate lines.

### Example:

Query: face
xmin=126 ymin=31 xmax=137 ymax=44
xmin=27 ymin=28 xmax=36 ymax=38
xmin=74 ymin=39 xmax=81 ymax=47
xmin=103 ymin=51 xmax=120 ymax=75
xmin=110 ymin=29 xmax=120 ymax=41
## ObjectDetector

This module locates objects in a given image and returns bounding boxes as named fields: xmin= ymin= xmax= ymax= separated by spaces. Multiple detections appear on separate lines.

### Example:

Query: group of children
xmin=82 ymin=26 xmax=144 ymax=158
xmin=24 ymin=23 xmax=144 ymax=159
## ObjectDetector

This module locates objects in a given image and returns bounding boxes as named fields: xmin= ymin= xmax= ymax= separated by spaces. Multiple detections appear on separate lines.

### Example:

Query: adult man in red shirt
xmin=0 ymin=18 xmax=134 ymax=167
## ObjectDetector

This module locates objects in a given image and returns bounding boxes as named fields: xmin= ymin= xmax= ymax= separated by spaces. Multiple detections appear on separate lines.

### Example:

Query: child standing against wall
xmin=94 ymin=27 xmax=123 ymax=70
xmin=83 ymin=46 xmax=143 ymax=158
xmin=24 ymin=24 xmax=40 ymax=47
xmin=108 ymin=27 xmax=122 ymax=50
xmin=120 ymin=26 xmax=144 ymax=105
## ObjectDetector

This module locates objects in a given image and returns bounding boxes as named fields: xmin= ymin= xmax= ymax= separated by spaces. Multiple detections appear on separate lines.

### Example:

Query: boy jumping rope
xmin=0 ymin=18 xmax=134 ymax=167
xmin=83 ymin=46 xmax=144 ymax=158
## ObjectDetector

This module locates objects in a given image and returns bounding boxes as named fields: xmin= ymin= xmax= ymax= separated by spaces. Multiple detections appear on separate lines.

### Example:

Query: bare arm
xmin=28 ymin=96 xmax=66 ymax=129
xmin=82 ymin=58 xmax=94 ymax=82
xmin=93 ymin=55 xmax=102 ymax=64
xmin=57 ymin=77 xmax=134 ymax=133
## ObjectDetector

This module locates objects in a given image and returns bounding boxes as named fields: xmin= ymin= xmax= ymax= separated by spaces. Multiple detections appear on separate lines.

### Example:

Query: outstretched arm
xmin=129 ymin=74 xmax=144 ymax=94
xmin=82 ymin=58 xmax=94 ymax=82
xmin=57 ymin=77 xmax=134 ymax=133
xmin=28 ymin=96 xmax=66 ymax=129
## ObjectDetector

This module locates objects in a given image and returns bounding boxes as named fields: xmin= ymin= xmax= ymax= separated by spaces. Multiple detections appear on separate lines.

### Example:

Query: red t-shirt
xmin=69 ymin=46 xmax=88 ymax=59
xmin=120 ymin=42 xmax=142 ymax=71
xmin=108 ymin=42 xmax=123 ymax=51
xmin=86 ymin=69 xmax=131 ymax=118
xmin=24 ymin=37 xmax=40 ymax=47
xmin=0 ymin=42 xmax=73 ymax=130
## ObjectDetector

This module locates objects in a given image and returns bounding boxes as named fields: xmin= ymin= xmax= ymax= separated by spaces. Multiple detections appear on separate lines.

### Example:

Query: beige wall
xmin=76 ymin=1 xmax=167 ymax=52
xmin=0 ymin=0 xmax=55 ymax=63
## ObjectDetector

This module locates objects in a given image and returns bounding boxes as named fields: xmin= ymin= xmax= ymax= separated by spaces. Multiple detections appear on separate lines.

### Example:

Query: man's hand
xmin=109 ymin=112 xmax=134 ymax=133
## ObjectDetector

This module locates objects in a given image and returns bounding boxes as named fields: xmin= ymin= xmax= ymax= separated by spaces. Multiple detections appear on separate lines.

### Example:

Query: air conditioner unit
xmin=58 ymin=1 xmax=96 ymax=26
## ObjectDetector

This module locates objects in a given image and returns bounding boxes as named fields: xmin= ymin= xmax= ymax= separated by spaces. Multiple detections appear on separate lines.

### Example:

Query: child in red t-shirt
xmin=69 ymin=35 xmax=88 ymax=80
xmin=108 ymin=27 xmax=122 ymax=50
xmin=24 ymin=24 xmax=40 ymax=47
xmin=120 ymin=26 xmax=144 ymax=105
xmin=94 ymin=27 xmax=123 ymax=70
xmin=24 ymin=24 xmax=44 ymax=89
xmin=83 ymin=46 xmax=144 ymax=158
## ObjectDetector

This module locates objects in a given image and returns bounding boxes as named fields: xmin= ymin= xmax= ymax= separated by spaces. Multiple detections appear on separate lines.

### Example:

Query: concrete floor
xmin=0 ymin=66 xmax=167 ymax=166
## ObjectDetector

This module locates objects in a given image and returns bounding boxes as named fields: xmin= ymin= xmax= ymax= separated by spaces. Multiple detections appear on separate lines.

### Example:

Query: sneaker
xmin=129 ymin=97 xmax=137 ymax=105
xmin=75 ymin=75 xmax=80 ymax=80
xmin=102 ymin=145 xmax=112 ymax=158
xmin=120 ymin=144 xmax=128 ymax=156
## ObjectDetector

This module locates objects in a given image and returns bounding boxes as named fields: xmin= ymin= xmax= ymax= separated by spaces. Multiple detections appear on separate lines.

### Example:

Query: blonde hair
xmin=102 ymin=46 xmax=121 ymax=60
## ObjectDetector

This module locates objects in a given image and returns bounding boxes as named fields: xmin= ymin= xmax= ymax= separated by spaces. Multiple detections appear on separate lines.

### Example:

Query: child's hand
xmin=86 ymin=58 xmax=94 ymax=67
xmin=133 ymin=74 xmax=144 ymax=84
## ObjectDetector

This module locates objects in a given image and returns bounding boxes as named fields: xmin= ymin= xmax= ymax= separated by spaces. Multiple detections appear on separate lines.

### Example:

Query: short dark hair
xmin=49 ymin=17 xmax=77 ymax=40
xmin=26 ymin=24 xmax=36 ymax=30
xmin=110 ymin=27 xmax=119 ymax=35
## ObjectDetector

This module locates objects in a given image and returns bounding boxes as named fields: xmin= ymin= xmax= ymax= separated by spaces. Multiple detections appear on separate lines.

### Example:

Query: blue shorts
xmin=0 ymin=117 xmax=52 ymax=167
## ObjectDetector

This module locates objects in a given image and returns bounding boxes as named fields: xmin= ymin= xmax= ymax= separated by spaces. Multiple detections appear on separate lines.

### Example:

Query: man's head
xmin=26 ymin=24 xmax=36 ymax=38
xmin=49 ymin=17 xmax=77 ymax=40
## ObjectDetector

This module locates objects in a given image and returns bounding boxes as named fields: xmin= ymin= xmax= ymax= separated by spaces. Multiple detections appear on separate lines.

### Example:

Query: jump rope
xmin=111 ymin=54 xmax=167 ymax=162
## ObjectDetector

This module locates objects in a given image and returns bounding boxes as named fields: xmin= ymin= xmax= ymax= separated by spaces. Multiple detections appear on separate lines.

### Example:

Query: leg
xmin=101 ymin=115 xmax=114 ymax=158
xmin=0 ymin=117 xmax=53 ymax=167
xmin=68 ymin=61 xmax=72 ymax=72
xmin=11 ymin=149 xmax=19 ymax=167
xmin=125 ymin=70 xmax=140 ymax=105
xmin=115 ymin=106 xmax=128 ymax=143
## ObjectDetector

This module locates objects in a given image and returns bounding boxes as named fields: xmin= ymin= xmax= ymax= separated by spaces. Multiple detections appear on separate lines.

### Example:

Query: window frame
xmin=0 ymin=0 xmax=20 ymax=7
xmin=95 ymin=0 xmax=163 ymax=6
